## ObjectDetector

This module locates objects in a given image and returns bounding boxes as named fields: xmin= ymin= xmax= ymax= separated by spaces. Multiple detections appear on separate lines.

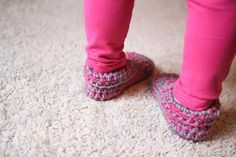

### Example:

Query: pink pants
xmin=84 ymin=0 xmax=236 ymax=110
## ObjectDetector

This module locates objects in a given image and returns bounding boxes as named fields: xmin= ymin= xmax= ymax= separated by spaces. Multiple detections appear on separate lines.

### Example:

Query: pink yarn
xmin=150 ymin=74 xmax=220 ymax=141
xmin=84 ymin=52 xmax=154 ymax=100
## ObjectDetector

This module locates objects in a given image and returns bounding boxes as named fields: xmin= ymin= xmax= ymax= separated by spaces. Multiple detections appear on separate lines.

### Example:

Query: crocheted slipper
xmin=150 ymin=73 xmax=221 ymax=141
xmin=84 ymin=52 xmax=154 ymax=100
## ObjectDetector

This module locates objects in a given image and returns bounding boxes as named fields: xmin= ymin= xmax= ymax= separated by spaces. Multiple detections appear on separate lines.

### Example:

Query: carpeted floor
xmin=1 ymin=0 xmax=236 ymax=156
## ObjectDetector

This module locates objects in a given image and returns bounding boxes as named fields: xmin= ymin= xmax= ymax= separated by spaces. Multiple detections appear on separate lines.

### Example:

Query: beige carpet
xmin=1 ymin=0 xmax=236 ymax=156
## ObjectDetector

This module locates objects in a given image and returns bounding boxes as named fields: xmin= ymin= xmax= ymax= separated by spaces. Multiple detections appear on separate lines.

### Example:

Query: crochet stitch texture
xmin=150 ymin=73 xmax=220 ymax=141
xmin=84 ymin=52 xmax=154 ymax=100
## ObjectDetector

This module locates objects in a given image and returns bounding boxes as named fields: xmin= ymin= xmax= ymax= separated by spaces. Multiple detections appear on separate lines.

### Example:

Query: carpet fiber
xmin=1 ymin=0 xmax=236 ymax=156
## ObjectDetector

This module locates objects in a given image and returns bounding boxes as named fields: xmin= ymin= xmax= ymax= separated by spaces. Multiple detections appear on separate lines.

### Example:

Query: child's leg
xmin=150 ymin=0 xmax=236 ymax=141
xmin=84 ymin=0 xmax=134 ymax=73
xmin=173 ymin=0 xmax=236 ymax=111
xmin=84 ymin=0 xmax=154 ymax=100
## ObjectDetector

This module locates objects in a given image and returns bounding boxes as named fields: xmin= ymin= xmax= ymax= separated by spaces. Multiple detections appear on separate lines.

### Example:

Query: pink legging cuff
xmin=173 ymin=81 xmax=215 ymax=111
xmin=86 ymin=51 xmax=127 ymax=73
